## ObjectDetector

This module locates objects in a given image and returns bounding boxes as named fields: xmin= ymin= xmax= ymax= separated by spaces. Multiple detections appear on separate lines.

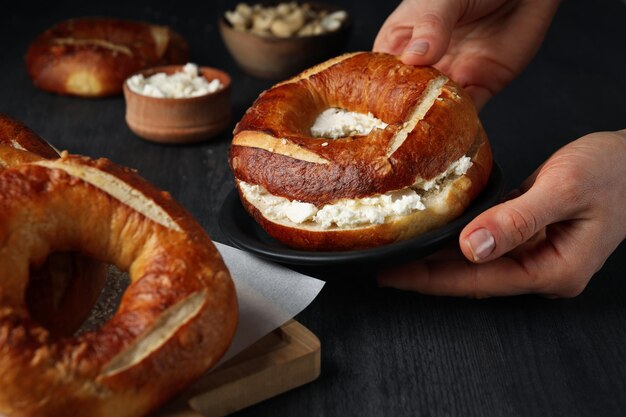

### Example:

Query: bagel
xmin=0 ymin=114 xmax=58 ymax=160
xmin=0 ymin=153 xmax=237 ymax=417
xmin=229 ymin=52 xmax=493 ymax=250
xmin=25 ymin=18 xmax=189 ymax=97
xmin=0 ymin=114 xmax=107 ymax=336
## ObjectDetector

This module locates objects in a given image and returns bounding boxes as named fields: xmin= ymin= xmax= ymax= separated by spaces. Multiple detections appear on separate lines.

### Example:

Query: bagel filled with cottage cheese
xmin=229 ymin=52 xmax=493 ymax=251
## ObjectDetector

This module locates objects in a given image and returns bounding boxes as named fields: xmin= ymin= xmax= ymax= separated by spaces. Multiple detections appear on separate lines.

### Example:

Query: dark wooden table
xmin=3 ymin=1 xmax=625 ymax=416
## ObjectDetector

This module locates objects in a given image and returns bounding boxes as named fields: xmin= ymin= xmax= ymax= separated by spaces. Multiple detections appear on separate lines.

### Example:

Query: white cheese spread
xmin=413 ymin=156 xmax=472 ymax=191
xmin=240 ymin=182 xmax=425 ymax=229
xmin=239 ymin=155 xmax=473 ymax=229
xmin=310 ymin=108 xmax=388 ymax=139
xmin=126 ymin=63 xmax=222 ymax=98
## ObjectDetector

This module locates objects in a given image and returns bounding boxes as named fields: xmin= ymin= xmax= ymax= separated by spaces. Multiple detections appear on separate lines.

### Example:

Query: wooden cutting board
xmin=155 ymin=320 xmax=321 ymax=417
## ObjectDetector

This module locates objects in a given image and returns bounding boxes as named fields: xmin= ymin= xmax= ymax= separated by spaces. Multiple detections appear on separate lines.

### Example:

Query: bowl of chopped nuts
xmin=219 ymin=1 xmax=351 ymax=79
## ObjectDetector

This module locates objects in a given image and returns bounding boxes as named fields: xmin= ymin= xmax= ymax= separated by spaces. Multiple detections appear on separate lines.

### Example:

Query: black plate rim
xmin=219 ymin=162 xmax=504 ymax=266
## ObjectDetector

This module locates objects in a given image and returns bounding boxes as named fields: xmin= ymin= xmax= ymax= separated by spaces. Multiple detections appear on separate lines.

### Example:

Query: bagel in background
xmin=25 ymin=18 xmax=189 ymax=97
xmin=229 ymin=52 xmax=493 ymax=251
xmin=0 ymin=114 xmax=107 ymax=336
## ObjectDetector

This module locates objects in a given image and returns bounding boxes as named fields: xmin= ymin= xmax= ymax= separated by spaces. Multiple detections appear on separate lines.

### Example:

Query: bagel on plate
xmin=0 ymin=151 xmax=237 ymax=417
xmin=25 ymin=18 xmax=189 ymax=97
xmin=229 ymin=52 xmax=493 ymax=251
xmin=0 ymin=114 xmax=107 ymax=336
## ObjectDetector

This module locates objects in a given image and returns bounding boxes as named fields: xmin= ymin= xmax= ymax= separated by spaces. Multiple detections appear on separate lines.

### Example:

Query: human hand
xmin=373 ymin=0 xmax=560 ymax=110
xmin=378 ymin=130 xmax=626 ymax=298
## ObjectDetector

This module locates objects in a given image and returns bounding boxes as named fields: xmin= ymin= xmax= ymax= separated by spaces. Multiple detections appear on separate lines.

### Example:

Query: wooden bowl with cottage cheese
xmin=123 ymin=63 xmax=231 ymax=144
xmin=219 ymin=2 xmax=351 ymax=79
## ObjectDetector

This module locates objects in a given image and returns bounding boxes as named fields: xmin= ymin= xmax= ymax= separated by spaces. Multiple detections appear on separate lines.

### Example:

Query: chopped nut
xmin=328 ymin=10 xmax=347 ymax=21
xmin=225 ymin=2 xmax=347 ymax=37
xmin=235 ymin=3 xmax=253 ymax=18
xmin=276 ymin=2 xmax=292 ymax=16
xmin=252 ymin=11 xmax=275 ymax=31
xmin=284 ymin=8 xmax=305 ymax=28
xmin=271 ymin=19 xmax=296 ymax=37
xmin=225 ymin=10 xmax=247 ymax=27
xmin=313 ymin=22 xmax=324 ymax=35
xmin=298 ymin=22 xmax=316 ymax=36
xmin=321 ymin=16 xmax=341 ymax=32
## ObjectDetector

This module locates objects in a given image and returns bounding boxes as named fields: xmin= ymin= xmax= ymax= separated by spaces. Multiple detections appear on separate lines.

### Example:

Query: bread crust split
xmin=0 ymin=127 xmax=237 ymax=416
xmin=229 ymin=52 xmax=493 ymax=250
xmin=25 ymin=18 xmax=189 ymax=97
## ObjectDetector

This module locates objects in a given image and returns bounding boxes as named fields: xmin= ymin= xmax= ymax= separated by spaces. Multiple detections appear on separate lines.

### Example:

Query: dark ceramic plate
xmin=219 ymin=162 xmax=504 ymax=266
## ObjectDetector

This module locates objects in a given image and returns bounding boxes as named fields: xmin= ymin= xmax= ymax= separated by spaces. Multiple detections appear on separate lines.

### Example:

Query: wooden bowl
xmin=123 ymin=65 xmax=231 ymax=144
xmin=218 ymin=3 xmax=351 ymax=79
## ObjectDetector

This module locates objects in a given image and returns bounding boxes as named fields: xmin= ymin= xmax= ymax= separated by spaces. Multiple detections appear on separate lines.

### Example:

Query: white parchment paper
xmin=153 ymin=242 xmax=326 ymax=416
xmin=213 ymin=242 xmax=325 ymax=366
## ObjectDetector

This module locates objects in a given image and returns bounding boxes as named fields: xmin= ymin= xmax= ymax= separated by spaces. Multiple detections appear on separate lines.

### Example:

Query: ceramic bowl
xmin=218 ymin=3 xmax=351 ymax=79
xmin=123 ymin=65 xmax=231 ymax=144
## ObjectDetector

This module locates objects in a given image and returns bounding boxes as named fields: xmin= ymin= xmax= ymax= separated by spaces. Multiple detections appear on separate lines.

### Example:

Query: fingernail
xmin=405 ymin=39 xmax=429 ymax=56
xmin=465 ymin=228 xmax=495 ymax=261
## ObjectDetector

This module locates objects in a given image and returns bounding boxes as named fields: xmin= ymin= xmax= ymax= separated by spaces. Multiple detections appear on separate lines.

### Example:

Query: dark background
xmin=2 ymin=1 xmax=626 ymax=416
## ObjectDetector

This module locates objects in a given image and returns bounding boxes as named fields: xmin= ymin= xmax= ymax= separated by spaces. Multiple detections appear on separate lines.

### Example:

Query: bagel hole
xmin=310 ymin=107 xmax=387 ymax=139
xmin=26 ymin=252 xmax=129 ymax=337
xmin=78 ymin=264 xmax=130 ymax=335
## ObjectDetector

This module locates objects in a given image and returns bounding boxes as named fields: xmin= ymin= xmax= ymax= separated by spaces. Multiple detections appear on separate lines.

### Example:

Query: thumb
xmin=459 ymin=169 xmax=576 ymax=263
xmin=400 ymin=0 xmax=461 ymax=66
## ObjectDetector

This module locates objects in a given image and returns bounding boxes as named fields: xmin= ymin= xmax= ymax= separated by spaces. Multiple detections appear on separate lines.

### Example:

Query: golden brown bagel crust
xmin=25 ymin=18 xmax=189 ymax=97
xmin=0 ymin=155 xmax=237 ymax=417
xmin=230 ymin=52 xmax=483 ymax=205
xmin=0 ymin=113 xmax=58 ymax=160
xmin=0 ymin=114 xmax=107 ymax=336
xmin=229 ymin=52 xmax=493 ymax=250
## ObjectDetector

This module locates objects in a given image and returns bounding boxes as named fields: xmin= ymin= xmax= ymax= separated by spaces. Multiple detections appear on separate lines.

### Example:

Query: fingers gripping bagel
xmin=25 ymin=18 xmax=189 ymax=97
xmin=0 ymin=154 xmax=238 ymax=417
xmin=229 ymin=52 xmax=493 ymax=250
xmin=0 ymin=114 xmax=107 ymax=336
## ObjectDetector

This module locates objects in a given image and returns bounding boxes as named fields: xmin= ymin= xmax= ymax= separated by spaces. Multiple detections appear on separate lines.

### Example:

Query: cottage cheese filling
xmin=240 ymin=156 xmax=473 ymax=229
xmin=126 ymin=63 xmax=223 ymax=98
xmin=310 ymin=108 xmax=388 ymax=139
xmin=413 ymin=156 xmax=473 ymax=191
